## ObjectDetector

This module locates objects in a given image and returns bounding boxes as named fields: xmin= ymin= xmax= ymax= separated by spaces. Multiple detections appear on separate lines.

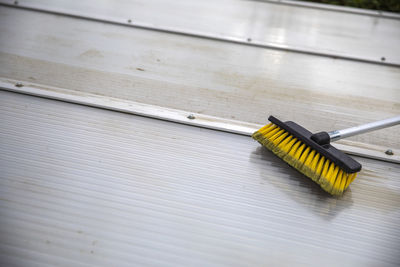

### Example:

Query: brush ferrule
xmin=328 ymin=130 xmax=341 ymax=142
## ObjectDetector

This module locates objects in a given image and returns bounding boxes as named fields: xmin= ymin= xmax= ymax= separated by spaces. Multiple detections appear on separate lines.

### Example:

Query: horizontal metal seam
xmin=0 ymin=79 xmax=399 ymax=163
xmin=1 ymin=2 xmax=399 ymax=67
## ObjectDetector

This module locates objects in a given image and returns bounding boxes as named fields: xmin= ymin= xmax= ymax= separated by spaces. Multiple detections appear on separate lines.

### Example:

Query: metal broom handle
xmin=329 ymin=115 xmax=400 ymax=142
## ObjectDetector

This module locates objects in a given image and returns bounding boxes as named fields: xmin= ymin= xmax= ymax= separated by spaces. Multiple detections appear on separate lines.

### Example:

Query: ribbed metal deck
xmin=1 ymin=0 xmax=400 ymax=65
xmin=0 ymin=5 xmax=399 ymax=150
xmin=1 ymin=91 xmax=399 ymax=266
xmin=0 ymin=0 xmax=399 ymax=266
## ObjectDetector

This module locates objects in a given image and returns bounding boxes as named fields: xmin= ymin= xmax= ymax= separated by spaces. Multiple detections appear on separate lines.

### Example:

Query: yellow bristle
xmin=272 ymin=132 xmax=288 ymax=144
xmin=274 ymin=136 xmax=295 ymax=157
xmin=321 ymin=164 xmax=339 ymax=192
xmin=263 ymin=127 xmax=280 ymax=138
xmin=282 ymin=137 xmax=297 ymax=152
xmin=277 ymin=135 xmax=293 ymax=149
xmin=259 ymin=127 xmax=277 ymax=138
xmin=298 ymin=146 xmax=310 ymax=163
xmin=252 ymin=123 xmax=359 ymax=196
xmin=285 ymin=140 xmax=301 ymax=158
xmin=330 ymin=165 xmax=340 ymax=185
xmin=252 ymin=124 xmax=275 ymax=141
xmin=283 ymin=140 xmax=302 ymax=165
xmin=346 ymin=173 xmax=357 ymax=188
xmin=290 ymin=143 xmax=306 ymax=167
xmin=320 ymin=160 xmax=331 ymax=182
xmin=264 ymin=129 xmax=285 ymax=150
xmin=300 ymin=149 xmax=320 ymax=182
xmin=271 ymin=132 xmax=289 ymax=152
xmin=258 ymin=123 xmax=273 ymax=132
xmin=315 ymin=156 xmax=325 ymax=176
xmin=269 ymin=129 xmax=285 ymax=141
xmin=303 ymin=149 xmax=316 ymax=167
xmin=331 ymin=170 xmax=344 ymax=195
xmin=337 ymin=171 xmax=348 ymax=194
xmin=294 ymin=143 xmax=306 ymax=159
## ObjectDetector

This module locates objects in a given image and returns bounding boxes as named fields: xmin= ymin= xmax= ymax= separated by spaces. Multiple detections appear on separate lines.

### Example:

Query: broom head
xmin=252 ymin=116 xmax=362 ymax=196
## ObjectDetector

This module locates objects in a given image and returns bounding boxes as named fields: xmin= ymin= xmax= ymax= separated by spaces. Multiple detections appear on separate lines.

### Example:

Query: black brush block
xmin=268 ymin=116 xmax=362 ymax=173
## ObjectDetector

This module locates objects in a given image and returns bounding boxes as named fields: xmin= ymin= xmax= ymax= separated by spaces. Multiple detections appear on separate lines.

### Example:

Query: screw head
xmin=385 ymin=149 xmax=394 ymax=156
xmin=15 ymin=82 xmax=24 ymax=87
xmin=127 ymin=19 xmax=132 ymax=23
xmin=187 ymin=114 xmax=195 ymax=120
xmin=381 ymin=57 xmax=386 ymax=62
xmin=247 ymin=38 xmax=252 ymax=42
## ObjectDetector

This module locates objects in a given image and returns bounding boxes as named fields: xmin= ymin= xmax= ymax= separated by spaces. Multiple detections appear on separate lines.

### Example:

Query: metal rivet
xmin=127 ymin=19 xmax=132 ymax=23
xmin=385 ymin=149 xmax=394 ymax=155
xmin=247 ymin=38 xmax=252 ymax=42
xmin=14 ymin=0 xmax=18 ymax=5
xmin=187 ymin=114 xmax=195 ymax=120
xmin=381 ymin=57 xmax=386 ymax=61
xmin=15 ymin=82 xmax=24 ymax=87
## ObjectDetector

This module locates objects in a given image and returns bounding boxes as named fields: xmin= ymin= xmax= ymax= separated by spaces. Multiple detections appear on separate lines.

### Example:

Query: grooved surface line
xmin=1 ymin=91 xmax=399 ymax=266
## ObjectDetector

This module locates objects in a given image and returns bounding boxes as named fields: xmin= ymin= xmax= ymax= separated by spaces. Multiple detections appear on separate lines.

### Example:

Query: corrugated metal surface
xmin=0 ymin=6 xmax=399 ymax=150
xmin=1 ymin=91 xmax=400 ymax=266
xmin=1 ymin=0 xmax=399 ymax=65
xmin=1 ymin=1 xmax=399 ymax=266
xmin=2 ymin=79 xmax=399 ymax=163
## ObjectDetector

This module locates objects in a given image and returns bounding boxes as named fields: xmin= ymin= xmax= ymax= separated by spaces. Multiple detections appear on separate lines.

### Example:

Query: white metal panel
xmin=1 ymin=91 xmax=400 ymax=266
xmin=0 ymin=6 xmax=399 ymax=150
xmin=1 ymin=0 xmax=399 ymax=65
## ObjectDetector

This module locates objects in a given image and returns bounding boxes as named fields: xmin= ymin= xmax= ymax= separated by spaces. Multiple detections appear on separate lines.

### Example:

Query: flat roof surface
xmin=0 ymin=5 xmax=399 ymax=150
xmin=0 ymin=1 xmax=399 ymax=266
xmin=1 ymin=91 xmax=399 ymax=266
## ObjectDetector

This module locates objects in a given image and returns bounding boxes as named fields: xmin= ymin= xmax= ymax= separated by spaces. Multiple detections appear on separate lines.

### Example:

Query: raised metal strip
xmin=0 ymin=79 xmax=269 ymax=136
xmin=1 ymin=79 xmax=398 ymax=164
xmin=0 ymin=6 xmax=399 ymax=151
xmin=1 ymin=90 xmax=400 ymax=266
xmin=1 ymin=0 xmax=399 ymax=66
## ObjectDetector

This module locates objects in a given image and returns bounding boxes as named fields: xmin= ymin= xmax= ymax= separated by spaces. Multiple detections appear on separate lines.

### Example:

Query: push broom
xmin=252 ymin=115 xmax=400 ymax=196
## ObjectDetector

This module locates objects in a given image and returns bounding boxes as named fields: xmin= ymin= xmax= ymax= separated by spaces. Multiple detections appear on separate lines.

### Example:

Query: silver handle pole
xmin=329 ymin=115 xmax=400 ymax=142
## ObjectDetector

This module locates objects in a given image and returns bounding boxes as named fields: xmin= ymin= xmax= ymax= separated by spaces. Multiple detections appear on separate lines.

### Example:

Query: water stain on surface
xmin=252 ymin=146 xmax=400 ymax=215
xmin=1 ymin=52 xmax=398 ymax=150
xmin=38 ymin=35 xmax=74 ymax=48
xmin=79 ymin=49 xmax=104 ymax=59
xmin=250 ymin=146 xmax=353 ymax=220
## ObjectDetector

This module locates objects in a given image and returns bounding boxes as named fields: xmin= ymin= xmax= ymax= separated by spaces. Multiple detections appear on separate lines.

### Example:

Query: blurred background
xmin=304 ymin=0 xmax=400 ymax=12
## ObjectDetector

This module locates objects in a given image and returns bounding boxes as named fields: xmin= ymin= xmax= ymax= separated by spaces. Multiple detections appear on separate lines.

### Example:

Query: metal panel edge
xmin=1 ymin=78 xmax=398 ymax=164
xmin=1 ymin=1 xmax=399 ymax=67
